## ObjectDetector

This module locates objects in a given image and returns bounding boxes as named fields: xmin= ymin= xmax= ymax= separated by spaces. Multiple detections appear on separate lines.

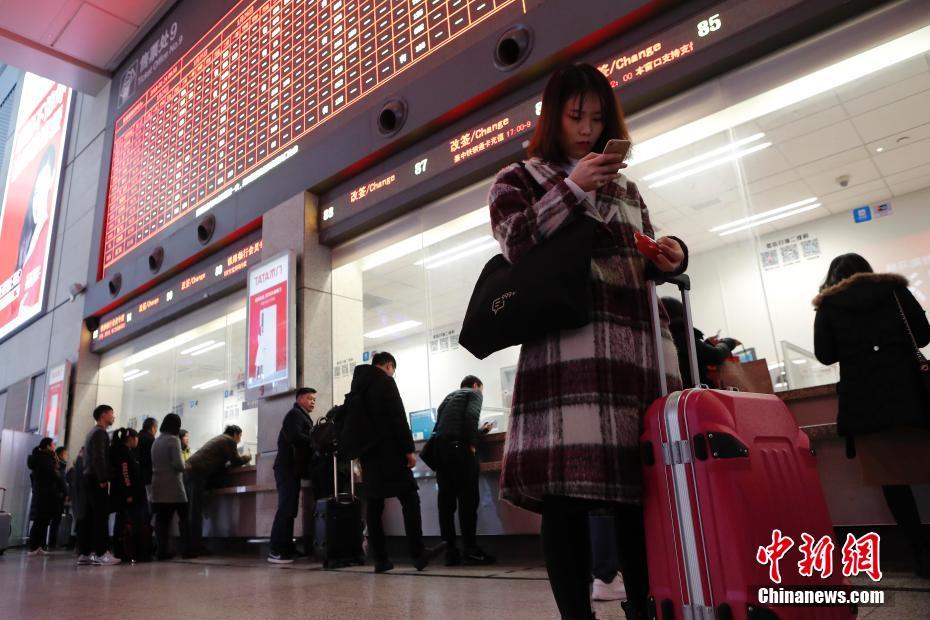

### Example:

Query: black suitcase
xmin=313 ymin=455 xmax=364 ymax=569
xmin=0 ymin=487 xmax=11 ymax=555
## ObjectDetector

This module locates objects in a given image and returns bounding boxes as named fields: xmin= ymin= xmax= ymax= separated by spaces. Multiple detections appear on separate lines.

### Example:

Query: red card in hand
xmin=634 ymin=231 xmax=661 ymax=261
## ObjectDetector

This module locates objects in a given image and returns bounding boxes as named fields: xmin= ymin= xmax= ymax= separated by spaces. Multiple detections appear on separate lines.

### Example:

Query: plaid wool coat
xmin=489 ymin=157 xmax=687 ymax=512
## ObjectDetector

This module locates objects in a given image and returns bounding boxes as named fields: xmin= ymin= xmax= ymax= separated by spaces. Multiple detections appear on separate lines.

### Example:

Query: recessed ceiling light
xmin=875 ymin=147 xmax=884 ymax=153
xmin=717 ymin=202 xmax=822 ymax=237
xmin=364 ymin=320 xmax=422 ymax=339
xmin=192 ymin=379 xmax=226 ymax=390
xmin=710 ymin=198 xmax=818 ymax=233
xmin=647 ymin=140 xmax=772 ymax=188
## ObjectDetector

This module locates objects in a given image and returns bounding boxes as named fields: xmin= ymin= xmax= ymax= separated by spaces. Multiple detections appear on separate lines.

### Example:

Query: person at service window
xmin=488 ymin=63 xmax=688 ymax=620
xmin=15 ymin=146 xmax=57 ymax=315
xmin=813 ymin=253 xmax=930 ymax=578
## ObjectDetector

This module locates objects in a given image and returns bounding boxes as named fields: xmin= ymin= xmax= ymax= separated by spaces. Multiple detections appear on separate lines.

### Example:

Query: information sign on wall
xmin=246 ymin=251 xmax=295 ymax=397
xmin=43 ymin=362 xmax=70 ymax=442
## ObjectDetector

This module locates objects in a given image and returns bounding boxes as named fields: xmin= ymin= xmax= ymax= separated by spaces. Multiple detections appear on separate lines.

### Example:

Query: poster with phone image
xmin=246 ymin=252 xmax=294 ymax=394
xmin=0 ymin=74 xmax=72 ymax=341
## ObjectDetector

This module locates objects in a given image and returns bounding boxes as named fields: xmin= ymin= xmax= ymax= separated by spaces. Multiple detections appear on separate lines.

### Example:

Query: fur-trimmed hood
xmin=812 ymin=272 xmax=909 ymax=309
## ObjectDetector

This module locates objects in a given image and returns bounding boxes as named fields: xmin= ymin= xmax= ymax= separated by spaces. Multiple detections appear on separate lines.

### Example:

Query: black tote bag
xmin=458 ymin=214 xmax=596 ymax=359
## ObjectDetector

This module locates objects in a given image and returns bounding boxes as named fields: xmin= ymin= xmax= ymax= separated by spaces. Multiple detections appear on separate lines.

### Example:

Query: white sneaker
xmin=592 ymin=574 xmax=626 ymax=602
xmin=77 ymin=554 xmax=94 ymax=566
xmin=92 ymin=551 xmax=122 ymax=566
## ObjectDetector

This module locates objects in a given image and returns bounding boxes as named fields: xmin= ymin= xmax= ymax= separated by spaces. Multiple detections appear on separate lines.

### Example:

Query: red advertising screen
xmin=43 ymin=362 xmax=69 ymax=441
xmin=103 ymin=0 xmax=520 ymax=274
xmin=0 ymin=74 xmax=72 ymax=340
xmin=246 ymin=252 xmax=291 ymax=390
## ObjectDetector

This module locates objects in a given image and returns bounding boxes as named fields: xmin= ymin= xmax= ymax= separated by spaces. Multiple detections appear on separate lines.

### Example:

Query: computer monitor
xmin=409 ymin=408 xmax=437 ymax=441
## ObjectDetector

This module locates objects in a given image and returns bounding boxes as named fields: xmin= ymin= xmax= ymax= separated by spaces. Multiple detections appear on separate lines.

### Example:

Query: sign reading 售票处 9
xmin=245 ymin=251 xmax=296 ymax=399
xmin=0 ymin=74 xmax=72 ymax=341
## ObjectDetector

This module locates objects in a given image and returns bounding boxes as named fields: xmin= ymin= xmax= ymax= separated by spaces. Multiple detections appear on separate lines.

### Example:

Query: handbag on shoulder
xmin=459 ymin=164 xmax=597 ymax=359
xmin=893 ymin=291 xmax=930 ymax=401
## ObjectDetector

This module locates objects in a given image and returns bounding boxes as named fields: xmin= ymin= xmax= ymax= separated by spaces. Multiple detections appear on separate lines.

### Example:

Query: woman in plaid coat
xmin=489 ymin=64 xmax=687 ymax=620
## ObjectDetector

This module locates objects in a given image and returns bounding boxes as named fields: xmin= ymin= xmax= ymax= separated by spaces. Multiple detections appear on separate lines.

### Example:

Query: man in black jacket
xmin=433 ymin=375 xmax=495 ymax=566
xmin=78 ymin=405 xmax=120 ymax=566
xmin=268 ymin=387 xmax=316 ymax=564
xmin=354 ymin=352 xmax=443 ymax=573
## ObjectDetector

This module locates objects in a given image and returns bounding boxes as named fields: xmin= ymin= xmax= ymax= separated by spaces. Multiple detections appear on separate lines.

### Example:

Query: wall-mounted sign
xmin=246 ymin=251 xmax=296 ymax=397
xmin=759 ymin=233 xmax=819 ymax=270
xmin=0 ymin=74 xmax=72 ymax=341
xmin=43 ymin=362 xmax=70 ymax=442
xmin=102 ymin=0 xmax=523 ymax=274
xmin=91 ymin=232 xmax=263 ymax=351
xmin=318 ymin=0 xmax=804 ymax=240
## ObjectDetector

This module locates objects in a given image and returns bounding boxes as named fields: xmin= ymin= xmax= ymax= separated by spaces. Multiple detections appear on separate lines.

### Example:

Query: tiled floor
xmin=0 ymin=549 xmax=926 ymax=619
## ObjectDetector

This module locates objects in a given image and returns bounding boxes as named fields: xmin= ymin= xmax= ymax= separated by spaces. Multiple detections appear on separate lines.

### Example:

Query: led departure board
xmin=318 ymin=0 xmax=803 ymax=239
xmin=103 ymin=0 xmax=520 ymax=274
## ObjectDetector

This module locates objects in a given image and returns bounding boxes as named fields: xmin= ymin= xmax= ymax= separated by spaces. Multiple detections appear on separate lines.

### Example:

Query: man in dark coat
xmin=26 ymin=438 xmax=65 ymax=554
xmin=268 ymin=387 xmax=316 ymax=564
xmin=187 ymin=425 xmax=252 ymax=556
xmin=433 ymin=375 xmax=495 ymax=566
xmin=354 ymin=352 xmax=444 ymax=573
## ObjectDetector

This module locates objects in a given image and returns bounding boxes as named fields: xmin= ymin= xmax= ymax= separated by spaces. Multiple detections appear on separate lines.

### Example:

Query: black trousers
xmin=154 ymin=502 xmax=190 ymax=558
xmin=28 ymin=516 xmax=50 ymax=551
xmin=270 ymin=468 xmax=300 ymax=555
xmin=541 ymin=498 xmax=649 ymax=620
xmin=883 ymin=485 xmax=927 ymax=545
xmin=187 ymin=473 xmax=209 ymax=553
xmin=436 ymin=442 xmax=480 ymax=550
xmin=366 ymin=490 xmax=425 ymax=561
xmin=78 ymin=481 xmax=110 ymax=557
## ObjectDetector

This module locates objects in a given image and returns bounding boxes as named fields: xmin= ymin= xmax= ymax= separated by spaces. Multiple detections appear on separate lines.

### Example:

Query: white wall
xmin=681 ymin=185 xmax=930 ymax=367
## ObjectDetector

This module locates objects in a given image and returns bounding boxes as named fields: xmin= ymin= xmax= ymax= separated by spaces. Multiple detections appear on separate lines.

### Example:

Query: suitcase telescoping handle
xmin=332 ymin=455 xmax=355 ymax=498
xmin=0 ymin=486 xmax=5 ymax=511
xmin=648 ymin=274 xmax=700 ymax=396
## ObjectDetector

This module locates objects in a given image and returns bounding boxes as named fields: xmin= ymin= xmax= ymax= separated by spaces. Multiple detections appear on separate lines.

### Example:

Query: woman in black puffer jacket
xmin=813 ymin=253 xmax=930 ymax=577
xmin=27 ymin=437 xmax=66 ymax=554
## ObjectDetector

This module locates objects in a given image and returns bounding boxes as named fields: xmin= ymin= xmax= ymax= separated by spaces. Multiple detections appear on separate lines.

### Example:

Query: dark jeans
xmin=47 ymin=505 xmax=64 ymax=548
xmin=541 ymin=499 xmax=649 ymax=620
xmin=114 ymin=502 xmax=149 ymax=561
xmin=187 ymin=472 xmax=208 ymax=553
xmin=366 ymin=490 xmax=425 ymax=561
xmin=28 ymin=516 xmax=50 ymax=551
xmin=270 ymin=468 xmax=300 ymax=555
xmin=436 ymin=442 xmax=480 ymax=550
xmin=78 ymin=481 xmax=110 ymax=557
xmin=154 ymin=502 xmax=190 ymax=558
xmin=590 ymin=514 xmax=620 ymax=583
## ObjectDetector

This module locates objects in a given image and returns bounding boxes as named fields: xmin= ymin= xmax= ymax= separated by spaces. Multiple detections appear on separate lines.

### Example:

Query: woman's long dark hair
xmin=527 ymin=63 xmax=630 ymax=163
xmin=16 ymin=147 xmax=57 ymax=271
xmin=820 ymin=253 xmax=874 ymax=291
xmin=159 ymin=413 xmax=182 ymax=436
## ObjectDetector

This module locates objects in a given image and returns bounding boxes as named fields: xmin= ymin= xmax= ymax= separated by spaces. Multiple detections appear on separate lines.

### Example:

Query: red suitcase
xmin=642 ymin=276 xmax=856 ymax=620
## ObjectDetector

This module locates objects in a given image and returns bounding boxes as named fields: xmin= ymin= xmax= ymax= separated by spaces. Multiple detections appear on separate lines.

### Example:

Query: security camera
xmin=68 ymin=282 xmax=86 ymax=301
xmin=836 ymin=175 xmax=850 ymax=188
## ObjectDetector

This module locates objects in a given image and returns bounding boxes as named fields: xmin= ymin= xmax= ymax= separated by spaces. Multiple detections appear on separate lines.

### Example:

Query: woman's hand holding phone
xmin=634 ymin=232 xmax=684 ymax=272
xmin=568 ymin=152 xmax=626 ymax=192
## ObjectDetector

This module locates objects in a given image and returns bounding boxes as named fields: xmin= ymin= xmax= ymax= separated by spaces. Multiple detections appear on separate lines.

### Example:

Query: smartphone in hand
xmin=602 ymin=139 xmax=631 ymax=160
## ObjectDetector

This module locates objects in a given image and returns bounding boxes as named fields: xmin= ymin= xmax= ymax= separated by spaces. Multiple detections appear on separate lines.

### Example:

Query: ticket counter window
xmin=97 ymin=296 xmax=256 ymax=455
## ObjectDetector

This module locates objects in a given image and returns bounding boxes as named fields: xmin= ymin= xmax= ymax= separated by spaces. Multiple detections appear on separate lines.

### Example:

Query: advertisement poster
xmin=43 ymin=362 xmax=69 ymax=441
xmin=0 ymin=73 xmax=72 ymax=340
xmin=246 ymin=253 xmax=293 ymax=392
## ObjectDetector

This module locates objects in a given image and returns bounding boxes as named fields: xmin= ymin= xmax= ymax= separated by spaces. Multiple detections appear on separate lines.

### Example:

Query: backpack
xmin=335 ymin=392 xmax=377 ymax=460
xmin=310 ymin=406 xmax=343 ymax=456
